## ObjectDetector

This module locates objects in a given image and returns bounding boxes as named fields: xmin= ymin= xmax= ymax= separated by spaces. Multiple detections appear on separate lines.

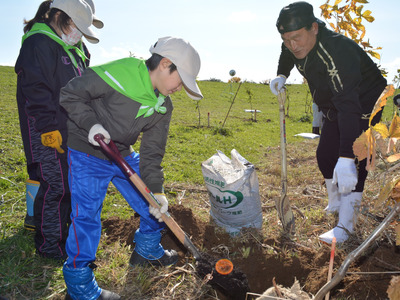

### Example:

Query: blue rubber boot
xmin=63 ymin=263 xmax=120 ymax=300
xmin=130 ymin=229 xmax=178 ymax=267
xmin=24 ymin=179 xmax=39 ymax=231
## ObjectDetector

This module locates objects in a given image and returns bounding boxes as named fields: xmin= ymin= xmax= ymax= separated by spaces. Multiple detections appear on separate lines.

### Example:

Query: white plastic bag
xmin=201 ymin=149 xmax=263 ymax=235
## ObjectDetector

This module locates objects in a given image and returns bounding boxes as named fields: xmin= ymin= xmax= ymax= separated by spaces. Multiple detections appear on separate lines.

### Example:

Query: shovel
xmin=94 ymin=134 xmax=250 ymax=299
xmin=277 ymin=89 xmax=295 ymax=234
xmin=94 ymin=134 xmax=201 ymax=259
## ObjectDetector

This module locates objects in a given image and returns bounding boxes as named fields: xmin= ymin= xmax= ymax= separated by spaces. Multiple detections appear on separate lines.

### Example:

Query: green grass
xmin=163 ymin=81 xmax=317 ymax=184
xmin=0 ymin=64 xmax=398 ymax=299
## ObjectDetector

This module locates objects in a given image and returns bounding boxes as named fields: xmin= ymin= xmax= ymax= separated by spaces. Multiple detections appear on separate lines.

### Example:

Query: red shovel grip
xmin=94 ymin=134 xmax=134 ymax=177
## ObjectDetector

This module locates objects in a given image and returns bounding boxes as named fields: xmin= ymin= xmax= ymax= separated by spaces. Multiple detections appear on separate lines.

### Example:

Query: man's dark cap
xmin=276 ymin=1 xmax=317 ymax=34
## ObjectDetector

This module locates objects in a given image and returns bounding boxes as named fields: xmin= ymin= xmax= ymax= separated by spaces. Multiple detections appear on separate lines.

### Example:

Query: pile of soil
xmin=102 ymin=205 xmax=400 ymax=299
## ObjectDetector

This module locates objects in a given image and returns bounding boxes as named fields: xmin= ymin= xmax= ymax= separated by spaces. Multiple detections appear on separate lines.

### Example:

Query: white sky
xmin=1 ymin=0 xmax=399 ymax=84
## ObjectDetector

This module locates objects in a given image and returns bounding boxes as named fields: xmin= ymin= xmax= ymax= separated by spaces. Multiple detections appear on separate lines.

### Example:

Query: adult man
xmin=270 ymin=2 xmax=387 ymax=243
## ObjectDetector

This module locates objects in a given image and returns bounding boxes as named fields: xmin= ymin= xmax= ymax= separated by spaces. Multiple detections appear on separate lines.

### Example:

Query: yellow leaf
xmin=329 ymin=22 xmax=337 ymax=31
xmin=334 ymin=0 xmax=342 ymax=5
xmin=375 ymin=132 xmax=387 ymax=154
xmin=344 ymin=10 xmax=353 ymax=22
xmin=368 ymin=51 xmax=381 ymax=60
xmin=353 ymin=130 xmax=369 ymax=161
xmin=338 ymin=6 xmax=347 ymax=14
xmin=396 ymin=225 xmax=400 ymax=246
xmin=376 ymin=176 xmax=400 ymax=207
xmin=362 ymin=41 xmax=371 ymax=48
xmin=353 ymin=17 xmax=362 ymax=25
xmin=367 ymin=129 xmax=378 ymax=171
xmin=392 ymin=181 xmax=400 ymax=200
xmin=359 ymin=31 xmax=366 ymax=41
xmin=387 ymin=275 xmax=400 ymax=299
xmin=372 ymin=123 xmax=389 ymax=139
xmin=356 ymin=6 xmax=363 ymax=16
xmin=362 ymin=10 xmax=372 ymax=17
xmin=389 ymin=115 xmax=400 ymax=138
xmin=387 ymin=153 xmax=400 ymax=163
xmin=363 ymin=15 xmax=375 ymax=22
xmin=369 ymin=85 xmax=395 ymax=126
xmin=387 ymin=138 xmax=398 ymax=154
xmin=319 ymin=4 xmax=328 ymax=10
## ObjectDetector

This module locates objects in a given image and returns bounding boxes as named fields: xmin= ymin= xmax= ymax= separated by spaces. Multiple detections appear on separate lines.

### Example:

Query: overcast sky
xmin=1 ymin=0 xmax=399 ymax=84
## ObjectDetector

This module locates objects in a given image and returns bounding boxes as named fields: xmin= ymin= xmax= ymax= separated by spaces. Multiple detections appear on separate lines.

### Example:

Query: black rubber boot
xmin=129 ymin=249 xmax=178 ymax=267
xmin=312 ymin=126 xmax=320 ymax=135
xmin=24 ymin=213 xmax=36 ymax=231
xmin=65 ymin=289 xmax=120 ymax=300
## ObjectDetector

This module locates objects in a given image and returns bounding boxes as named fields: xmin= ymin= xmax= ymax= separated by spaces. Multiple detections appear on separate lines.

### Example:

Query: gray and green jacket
xmin=59 ymin=57 xmax=173 ymax=193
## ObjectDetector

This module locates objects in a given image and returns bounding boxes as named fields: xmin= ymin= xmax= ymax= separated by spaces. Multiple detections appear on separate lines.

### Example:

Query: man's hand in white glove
xmin=332 ymin=157 xmax=358 ymax=194
xmin=270 ymin=75 xmax=287 ymax=96
xmin=88 ymin=124 xmax=111 ymax=146
xmin=149 ymin=193 xmax=168 ymax=222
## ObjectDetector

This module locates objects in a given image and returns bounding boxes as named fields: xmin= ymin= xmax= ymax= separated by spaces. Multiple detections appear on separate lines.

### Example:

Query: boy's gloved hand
xmin=270 ymin=75 xmax=287 ymax=96
xmin=88 ymin=124 xmax=110 ymax=146
xmin=332 ymin=157 xmax=358 ymax=194
xmin=41 ymin=130 xmax=64 ymax=153
xmin=149 ymin=193 xmax=168 ymax=222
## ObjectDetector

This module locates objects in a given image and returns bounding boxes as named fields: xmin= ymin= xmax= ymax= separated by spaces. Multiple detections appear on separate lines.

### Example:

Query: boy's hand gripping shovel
xmin=94 ymin=134 xmax=201 ymax=259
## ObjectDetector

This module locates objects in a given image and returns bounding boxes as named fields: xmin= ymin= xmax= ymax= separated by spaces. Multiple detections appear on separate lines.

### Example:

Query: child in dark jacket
xmin=15 ymin=0 xmax=101 ymax=260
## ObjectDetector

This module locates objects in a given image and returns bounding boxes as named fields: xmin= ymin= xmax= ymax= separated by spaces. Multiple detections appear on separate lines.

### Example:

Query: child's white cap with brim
xmin=150 ymin=36 xmax=203 ymax=100
xmin=51 ymin=0 xmax=99 ymax=44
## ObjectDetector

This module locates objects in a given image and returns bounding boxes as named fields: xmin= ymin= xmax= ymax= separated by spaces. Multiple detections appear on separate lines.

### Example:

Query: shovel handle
xmin=93 ymin=134 xmax=201 ymax=260
xmin=276 ymin=90 xmax=295 ymax=234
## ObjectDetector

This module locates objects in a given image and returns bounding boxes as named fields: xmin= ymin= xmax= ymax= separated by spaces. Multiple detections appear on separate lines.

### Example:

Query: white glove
xmin=88 ymin=124 xmax=110 ymax=146
xmin=149 ymin=193 xmax=168 ymax=222
xmin=270 ymin=75 xmax=287 ymax=96
xmin=332 ymin=157 xmax=358 ymax=194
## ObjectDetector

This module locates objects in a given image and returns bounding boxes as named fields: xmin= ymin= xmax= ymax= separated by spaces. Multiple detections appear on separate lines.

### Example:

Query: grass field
xmin=0 ymin=64 xmax=399 ymax=299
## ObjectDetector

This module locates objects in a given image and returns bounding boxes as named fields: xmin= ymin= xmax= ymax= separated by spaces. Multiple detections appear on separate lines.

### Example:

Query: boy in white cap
xmin=15 ymin=0 xmax=101 ymax=260
xmin=59 ymin=37 xmax=202 ymax=300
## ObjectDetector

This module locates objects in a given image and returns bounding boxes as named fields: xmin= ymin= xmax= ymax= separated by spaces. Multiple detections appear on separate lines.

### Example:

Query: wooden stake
xmin=272 ymin=277 xmax=283 ymax=298
xmin=325 ymin=237 xmax=336 ymax=300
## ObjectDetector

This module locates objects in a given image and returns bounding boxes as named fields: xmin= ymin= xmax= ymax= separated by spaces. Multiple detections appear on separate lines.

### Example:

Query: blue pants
xmin=65 ymin=148 xmax=164 ymax=268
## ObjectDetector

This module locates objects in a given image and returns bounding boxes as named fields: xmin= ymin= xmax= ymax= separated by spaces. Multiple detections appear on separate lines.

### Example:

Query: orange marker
xmin=215 ymin=259 xmax=234 ymax=275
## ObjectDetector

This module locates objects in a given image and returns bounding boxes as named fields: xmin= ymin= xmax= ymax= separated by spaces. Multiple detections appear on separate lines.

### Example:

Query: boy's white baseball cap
xmin=150 ymin=37 xmax=203 ymax=100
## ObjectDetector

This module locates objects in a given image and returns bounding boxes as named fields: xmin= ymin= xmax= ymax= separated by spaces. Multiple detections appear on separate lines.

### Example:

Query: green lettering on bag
xmin=213 ymin=187 xmax=243 ymax=208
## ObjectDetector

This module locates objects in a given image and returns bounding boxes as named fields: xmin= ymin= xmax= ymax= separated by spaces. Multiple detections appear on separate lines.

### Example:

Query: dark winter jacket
xmin=59 ymin=65 xmax=173 ymax=194
xmin=276 ymin=22 xmax=387 ymax=157
xmin=15 ymin=22 xmax=89 ymax=161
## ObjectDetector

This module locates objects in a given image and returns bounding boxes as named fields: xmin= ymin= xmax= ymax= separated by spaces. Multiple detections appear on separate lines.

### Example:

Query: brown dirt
xmin=102 ymin=204 xmax=400 ymax=299
xmin=101 ymin=140 xmax=400 ymax=299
